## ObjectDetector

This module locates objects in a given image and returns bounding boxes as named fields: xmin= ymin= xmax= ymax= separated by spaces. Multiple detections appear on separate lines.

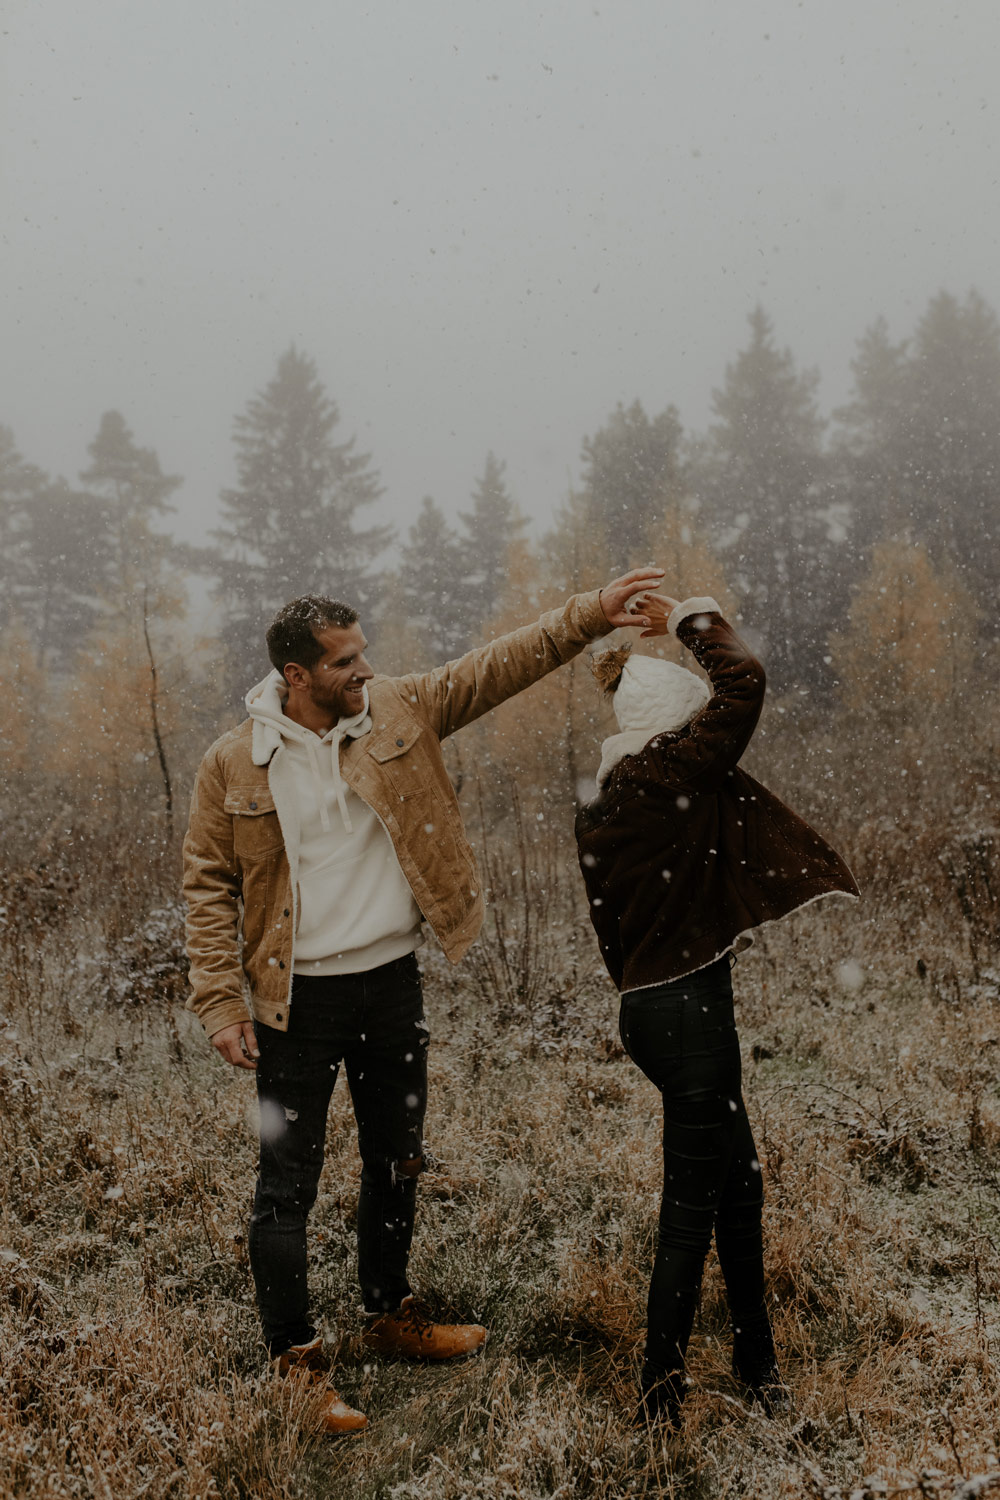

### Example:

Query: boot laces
xmin=283 ymin=1342 xmax=331 ymax=1380
xmin=400 ymin=1299 xmax=438 ymax=1341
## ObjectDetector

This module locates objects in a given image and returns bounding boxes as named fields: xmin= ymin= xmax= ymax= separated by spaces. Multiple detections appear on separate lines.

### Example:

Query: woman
xmin=575 ymin=593 xmax=858 ymax=1424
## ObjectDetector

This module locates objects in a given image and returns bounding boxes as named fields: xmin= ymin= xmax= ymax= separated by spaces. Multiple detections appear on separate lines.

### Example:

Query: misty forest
xmin=1 ymin=280 xmax=999 ymax=1500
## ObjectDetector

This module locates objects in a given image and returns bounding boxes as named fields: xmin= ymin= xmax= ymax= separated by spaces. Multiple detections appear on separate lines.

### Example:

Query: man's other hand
xmin=599 ymin=567 xmax=666 ymax=629
xmin=212 ymin=1020 xmax=260 ymax=1070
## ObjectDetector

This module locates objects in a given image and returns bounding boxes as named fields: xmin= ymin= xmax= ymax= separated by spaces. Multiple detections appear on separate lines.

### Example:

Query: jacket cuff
xmin=187 ymin=994 xmax=253 ymax=1039
xmin=579 ymin=588 xmax=615 ymax=638
xmin=667 ymin=596 xmax=722 ymax=638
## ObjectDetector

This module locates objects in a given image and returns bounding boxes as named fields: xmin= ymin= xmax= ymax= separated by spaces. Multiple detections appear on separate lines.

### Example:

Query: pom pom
xmin=589 ymin=643 xmax=632 ymax=697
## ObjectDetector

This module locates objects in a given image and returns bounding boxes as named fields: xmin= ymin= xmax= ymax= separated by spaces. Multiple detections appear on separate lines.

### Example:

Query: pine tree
xmin=833 ymin=292 xmax=1000 ymax=608
xmin=18 ymin=477 xmax=111 ymax=668
xmin=693 ymin=308 xmax=833 ymax=691
xmin=579 ymin=400 xmax=684 ymax=570
xmin=899 ymin=292 xmax=1000 ymax=595
xmin=0 ymin=426 xmax=47 ymax=631
xmin=456 ymin=452 xmax=525 ymax=633
xmin=80 ymin=410 xmax=183 ymax=622
xmin=832 ymin=317 xmax=911 ymax=557
xmin=214 ymin=347 xmax=389 ymax=687
xmin=398 ymin=496 xmax=468 ymax=662
xmin=368 ymin=569 xmax=415 ymax=679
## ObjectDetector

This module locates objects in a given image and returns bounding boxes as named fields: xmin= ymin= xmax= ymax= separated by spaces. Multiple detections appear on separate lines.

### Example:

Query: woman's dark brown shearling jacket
xmin=575 ymin=609 xmax=859 ymax=992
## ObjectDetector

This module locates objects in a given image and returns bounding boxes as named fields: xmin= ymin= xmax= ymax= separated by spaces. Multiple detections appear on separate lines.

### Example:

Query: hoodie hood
xmin=245 ymin=669 xmax=373 ymax=833
xmin=597 ymin=655 xmax=711 ymax=789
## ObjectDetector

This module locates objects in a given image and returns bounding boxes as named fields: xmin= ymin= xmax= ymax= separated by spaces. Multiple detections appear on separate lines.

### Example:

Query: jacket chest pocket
xmin=367 ymin=723 xmax=429 ymax=801
xmin=225 ymin=785 xmax=284 ymax=858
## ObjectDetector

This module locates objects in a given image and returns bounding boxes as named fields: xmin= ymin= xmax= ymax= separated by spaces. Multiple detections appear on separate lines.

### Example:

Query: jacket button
xmin=284 ymin=909 xmax=290 ymax=917
xmin=396 ymin=738 xmax=404 ymax=747
xmin=279 ymin=961 xmax=285 ymax=969
xmin=275 ymin=1012 xmax=283 ymax=1021
xmin=249 ymin=801 xmax=257 ymax=810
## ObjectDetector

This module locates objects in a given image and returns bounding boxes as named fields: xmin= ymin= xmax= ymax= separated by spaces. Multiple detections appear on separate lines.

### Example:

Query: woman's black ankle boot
xmin=731 ymin=1312 xmax=791 ymax=1416
xmin=636 ymin=1364 xmax=685 ymax=1427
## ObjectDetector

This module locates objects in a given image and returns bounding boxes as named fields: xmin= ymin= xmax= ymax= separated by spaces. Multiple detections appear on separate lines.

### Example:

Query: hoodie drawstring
xmin=303 ymin=731 xmax=354 ymax=835
xmin=245 ymin=671 xmax=372 ymax=839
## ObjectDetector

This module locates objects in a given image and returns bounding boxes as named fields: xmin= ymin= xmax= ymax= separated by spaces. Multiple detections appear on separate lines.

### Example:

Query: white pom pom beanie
xmin=595 ymin=595 xmax=720 ymax=788
xmin=612 ymin=655 xmax=710 ymax=736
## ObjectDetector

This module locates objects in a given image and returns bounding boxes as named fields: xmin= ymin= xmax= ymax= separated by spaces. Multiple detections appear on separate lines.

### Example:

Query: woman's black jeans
xmin=248 ymin=954 xmax=428 ymax=1356
xmin=619 ymin=957 xmax=772 ymax=1381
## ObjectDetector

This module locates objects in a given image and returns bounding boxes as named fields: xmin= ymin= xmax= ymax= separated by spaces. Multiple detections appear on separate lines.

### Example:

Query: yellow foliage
xmin=473 ymin=536 xmax=613 ymax=808
xmin=372 ymin=569 xmax=434 ymax=677
xmin=640 ymin=499 xmax=736 ymax=668
xmin=830 ymin=537 xmax=976 ymax=716
xmin=546 ymin=489 xmax=612 ymax=598
xmin=47 ymin=620 xmax=183 ymax=808
xmin=0 ymin=619 xmax=46 ymax=782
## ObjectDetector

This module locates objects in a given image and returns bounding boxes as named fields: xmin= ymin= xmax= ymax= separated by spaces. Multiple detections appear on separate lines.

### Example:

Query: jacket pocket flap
xmin=224 ymin=786 xmax=276 ymax=815
xmin=367 ymin=724 xmax=422 ymax=762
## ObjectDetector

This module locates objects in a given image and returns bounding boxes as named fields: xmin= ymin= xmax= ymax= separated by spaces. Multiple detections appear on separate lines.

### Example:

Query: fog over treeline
xmin=4 ymin=0 xmax=999 ymax=852
xmin=6 ymin=1 xmax=1000 ymax=550
xmin=2 ymin=286 xmax=997 ymax=692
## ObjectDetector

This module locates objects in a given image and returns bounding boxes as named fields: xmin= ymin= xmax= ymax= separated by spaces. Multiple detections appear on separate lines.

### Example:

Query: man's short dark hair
xmin=266 ymin=595 xmax=359 ymax=677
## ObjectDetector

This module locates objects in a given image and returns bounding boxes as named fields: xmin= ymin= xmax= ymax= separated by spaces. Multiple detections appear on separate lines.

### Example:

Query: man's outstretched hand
xmin=599 ymin=567 xmax=667 ymax=629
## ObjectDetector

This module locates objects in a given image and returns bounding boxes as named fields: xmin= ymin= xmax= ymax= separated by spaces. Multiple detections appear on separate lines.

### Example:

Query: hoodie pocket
xmin=225 ymin=786 xmax=284 ymax=858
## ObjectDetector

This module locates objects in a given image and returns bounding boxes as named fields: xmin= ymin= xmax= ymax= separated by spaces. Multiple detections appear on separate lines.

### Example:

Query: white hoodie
xmin=245 ymin=671 xmax=423 ymax=977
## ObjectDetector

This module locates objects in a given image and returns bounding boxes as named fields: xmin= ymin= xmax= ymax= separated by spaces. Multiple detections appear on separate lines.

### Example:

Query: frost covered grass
xmin=1 ymin=772 xmax=1000 ymax=1498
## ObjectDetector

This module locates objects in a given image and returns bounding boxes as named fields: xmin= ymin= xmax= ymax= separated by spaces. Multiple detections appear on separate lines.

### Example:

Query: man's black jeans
xmin=619 ymin=957 xmax=771 ymax=1380
xmin=248 ymin=954 xmax=428 ymax=1356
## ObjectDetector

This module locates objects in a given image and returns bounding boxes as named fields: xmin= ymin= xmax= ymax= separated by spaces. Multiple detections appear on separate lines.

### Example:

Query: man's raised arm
xmin=394 ymin=567 xmax=665 ymax=740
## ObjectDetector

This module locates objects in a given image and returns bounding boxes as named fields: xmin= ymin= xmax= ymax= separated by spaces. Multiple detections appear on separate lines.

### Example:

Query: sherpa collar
xmin=244 ymin=669 xmax=373 ymax=767
xmin=597 ymin=730 xmax=666 ymax=788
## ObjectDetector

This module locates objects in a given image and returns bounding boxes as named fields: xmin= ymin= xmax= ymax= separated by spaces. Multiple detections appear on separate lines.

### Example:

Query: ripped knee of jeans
xmin=391 ymin=1154 xmax=424 ymax=1186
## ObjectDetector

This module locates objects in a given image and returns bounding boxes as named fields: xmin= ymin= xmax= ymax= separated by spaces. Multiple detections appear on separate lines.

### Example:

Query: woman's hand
xmin=627 ymin=591 xmax=680 ymax=637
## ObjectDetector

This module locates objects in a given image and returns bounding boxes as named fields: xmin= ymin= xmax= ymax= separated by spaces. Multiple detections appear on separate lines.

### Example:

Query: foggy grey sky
xmin=4 ymin=0 xmax=1000 ymax=550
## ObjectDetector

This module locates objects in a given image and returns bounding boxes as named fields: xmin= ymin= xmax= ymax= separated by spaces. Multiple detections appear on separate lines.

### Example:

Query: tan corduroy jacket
xmin=183 ymin=589 xmax=612 ymax=1038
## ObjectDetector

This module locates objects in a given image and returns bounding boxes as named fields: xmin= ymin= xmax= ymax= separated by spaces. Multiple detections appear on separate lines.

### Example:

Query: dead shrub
xmin=939 ymin=829 xmax=1000 ymax=980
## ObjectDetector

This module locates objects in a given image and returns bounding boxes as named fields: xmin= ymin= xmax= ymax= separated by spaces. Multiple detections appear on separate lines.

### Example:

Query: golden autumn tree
xmin=469 ymin=512 xmax=624 ymax=817
xmin=829 ymin=536 xmax=977 ymax=720
xmin=47 ymin=606 xmax=189 ymax=843
xmin=470 ymin=536 xmax=562 ymax=811
xmin=544 ymin=489 xmax=621 ymax=802
xmin=41 ymin=412 xmax=193 ymax=841
xmin=641 ymin=496 xmax=736 ymax=668
xmin=371 ymin=567 xmax=431 ymax=678
xmin=0 ymin=618 xmax=46 ymax=787
xmin=547 ymin=487 xmax=614 ymax=600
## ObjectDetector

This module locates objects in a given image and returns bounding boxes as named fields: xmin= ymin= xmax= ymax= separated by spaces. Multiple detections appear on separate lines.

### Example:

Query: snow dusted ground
xmin=1 ymin=807 xmax=999 ymax=1498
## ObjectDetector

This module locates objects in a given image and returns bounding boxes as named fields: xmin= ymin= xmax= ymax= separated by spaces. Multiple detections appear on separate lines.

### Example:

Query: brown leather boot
xmin=362 ymin=1296 xmax=487 ymax=1360
xmin=274 ymin=1336 xmax=368 ymax=1435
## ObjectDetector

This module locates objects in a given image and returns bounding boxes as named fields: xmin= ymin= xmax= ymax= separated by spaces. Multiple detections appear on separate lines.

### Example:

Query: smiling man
xmin=182 ymin=569 xmax=662 ymax=1434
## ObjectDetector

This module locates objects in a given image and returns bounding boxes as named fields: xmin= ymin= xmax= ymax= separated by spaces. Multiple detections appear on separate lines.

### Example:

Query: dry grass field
xmin=2 ymin=711 xmax=999 ymax=1499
